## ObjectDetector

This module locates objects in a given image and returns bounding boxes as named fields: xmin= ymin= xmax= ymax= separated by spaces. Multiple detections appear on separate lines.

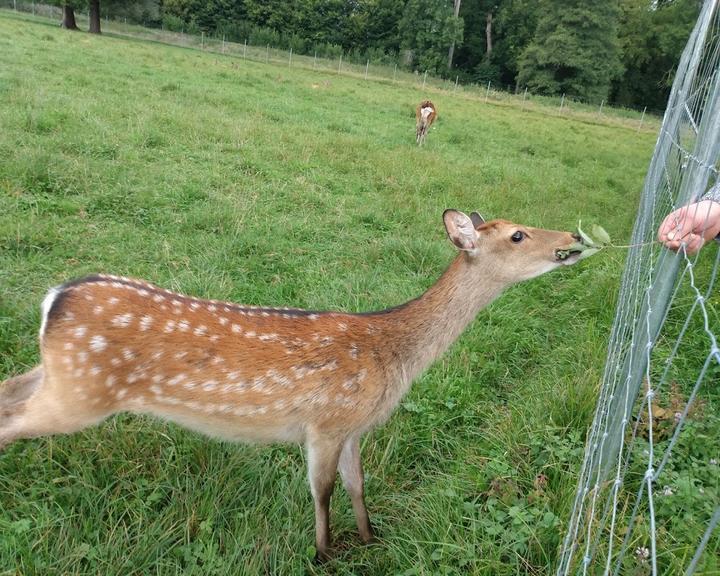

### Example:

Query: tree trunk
xmin=447 ymin=0 xmax=462 ymax=70
xmin=61 ymin=4 xmax=78 ymax=30
xmin=485 ymin=11 xmax=493 ymax=60
xmin=88 ymin=0 xmax=101 ymax=34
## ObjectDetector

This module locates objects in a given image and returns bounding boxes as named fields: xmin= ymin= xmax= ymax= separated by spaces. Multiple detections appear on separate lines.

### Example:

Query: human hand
xmin=657 ymin=200 xmax=720 ymax=254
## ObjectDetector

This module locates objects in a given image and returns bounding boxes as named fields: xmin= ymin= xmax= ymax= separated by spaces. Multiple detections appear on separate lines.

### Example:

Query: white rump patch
xmin=421 ymin=106 xmax=434 ymax=119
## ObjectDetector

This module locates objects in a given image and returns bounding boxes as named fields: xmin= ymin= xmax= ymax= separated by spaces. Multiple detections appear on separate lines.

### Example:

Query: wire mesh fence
xmin=557 ymin=0 xmax=720 ymax=574
xmin=0 ymin=2 xmax=658 ymax=132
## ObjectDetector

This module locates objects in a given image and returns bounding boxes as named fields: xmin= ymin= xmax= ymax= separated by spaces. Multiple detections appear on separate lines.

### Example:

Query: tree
xmin=447 ymin=0 xmax=461 ymax=69
xmin=61 ymin=3 xmax=79 ymax=29
xmin=89 ymin=0 xmax=101 ymax=33
xmin=398 ymin=0 xmax=463 ymax=75
xmin=517 ymin=0 xmax=623 ymax=102
xmin=611 ymin=0 xmax=701 ymax=110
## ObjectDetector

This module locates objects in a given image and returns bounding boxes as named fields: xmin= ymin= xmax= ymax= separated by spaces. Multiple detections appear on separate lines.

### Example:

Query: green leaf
xmin=578 ymin=248 xmax=600 ymax=260
xmin=591 ymin=224 xmax=612 ymax=245
xmin=576 ymin=221 xmax=597 ymax=247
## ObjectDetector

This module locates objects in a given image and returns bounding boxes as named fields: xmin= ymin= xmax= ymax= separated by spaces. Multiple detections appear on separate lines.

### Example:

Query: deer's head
xmin=443 ymin=209 xmax=583 ymax=283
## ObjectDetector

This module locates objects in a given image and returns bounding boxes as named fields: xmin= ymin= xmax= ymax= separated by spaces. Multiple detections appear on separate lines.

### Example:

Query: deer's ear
xmin=470 ymin=212 xmax=485 ymax=229
xmin=443 ymin=209 xmax=478 ymax=251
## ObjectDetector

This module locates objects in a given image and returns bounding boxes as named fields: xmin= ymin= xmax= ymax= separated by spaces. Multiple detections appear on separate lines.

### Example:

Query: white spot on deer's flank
xmin=140 ymin=315 xmax=153 ymax=331
xmin=164 ymin=320 xmax=176 ymax=333
xmin=111 ymin=313 xmax=133 ymax=328
xmin=73 ymin=325 xmax=88 ymax=338
xmin=122 ymin=348 xmax=136 ymax=361
xmin=93 ymin=305 xmax=104 ymax=315
xmin=168 ymin=373 xmax=186 ymax=386
xmin=231 ymin=323 xmax=242 ymax=333
xmin=108 ymin=297 xmax=120 ymax=305
xmin=178 ymin=320 xmax=190 ymax=332
xmin=77 ymin=351 xmax=89 ymax=364
xmin=116 ymin=388 xmax=128 ymax=400
xmin=89 ymin=335 xmax=107 ymax=352
xmin=90 ymin=365 xmax=102 ymax=376
xmin=193 ymin=325 xmax=207 ymax=336
xmin=64 ymin=342 xmax=74 ymax=351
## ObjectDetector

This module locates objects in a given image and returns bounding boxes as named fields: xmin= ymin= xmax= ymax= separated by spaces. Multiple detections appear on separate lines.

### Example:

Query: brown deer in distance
xmin=416 ymin=100 xmax=437 ymax=145
xmin=0 ymin=210 xmax=584 ymax=560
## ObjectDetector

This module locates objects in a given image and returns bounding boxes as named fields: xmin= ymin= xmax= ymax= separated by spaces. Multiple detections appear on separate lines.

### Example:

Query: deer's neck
xmin=378 ymin=253 xmax=505 ymax=384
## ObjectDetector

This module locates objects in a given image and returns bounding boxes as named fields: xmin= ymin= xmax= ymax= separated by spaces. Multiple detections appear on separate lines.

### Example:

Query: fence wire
xmin=557 ymin=1 xmax=720 ymax=574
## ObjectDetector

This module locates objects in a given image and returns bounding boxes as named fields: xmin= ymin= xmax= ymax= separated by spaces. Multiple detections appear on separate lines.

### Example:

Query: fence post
xmin=13 ymin=0 xmax=16 ymax=11
xmin=365 ymin=60 xmax=369 ymax=80
xmin=522 ymin=87 xmax=528 ymax=109
xmin=32 ymin=1 xmax=35 ymax=15
xmin=222 ymin=34 xmax=225 ymax=54
xmin=201 ymin=31 xmax=204 ymax=50
xmin=266 ymin=44 xmax=269 ymax=63
xmin=454 ymin=75 xmax=459 ymax=93
xmin=637 ymin=106 xmax=647 ymax=132
xmin=598 ymin=99 xmax=605 ymax=116
xmin=559 ymin=93 xmax=565 ymax=112
xmin=313 ymin=51 xmax=317 ymax=70
xmin=393 ymin=63 xmax=397 ymax=83
xmin=243 ymin=39 xmax=247 ymax=59
xmin=338 ymin=54 xmax=342 ymax=74
xmin=422 ymin=70 xmax=427 ymax=89
xmin=289 ymin=47 xmax=292 ymax=67
xmin=485 ymin=81 xmax=491 ymax=103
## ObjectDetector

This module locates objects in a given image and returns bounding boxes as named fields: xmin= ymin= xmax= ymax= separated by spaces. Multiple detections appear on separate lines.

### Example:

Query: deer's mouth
xmin=555 ymin=247 xmax=584 ymax=264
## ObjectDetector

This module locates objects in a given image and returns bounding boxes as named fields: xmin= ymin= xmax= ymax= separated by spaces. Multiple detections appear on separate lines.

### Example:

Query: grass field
xmin=0 ymin=11 xmax=701 ymax=575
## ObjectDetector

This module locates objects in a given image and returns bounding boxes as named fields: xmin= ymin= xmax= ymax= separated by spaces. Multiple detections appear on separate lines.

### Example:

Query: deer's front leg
xmin=306 ymin=433 xmax=344 ymax=561
xmin=338 ymin=434 xmax=374 ymax=543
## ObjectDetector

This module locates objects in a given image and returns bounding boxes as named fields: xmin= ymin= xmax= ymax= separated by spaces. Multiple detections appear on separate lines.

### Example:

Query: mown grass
xmin=0 ymin=11 xmax=690 ymax=575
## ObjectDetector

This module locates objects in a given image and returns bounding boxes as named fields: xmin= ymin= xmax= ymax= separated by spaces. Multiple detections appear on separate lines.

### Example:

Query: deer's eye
xmin=511 ymin=231 xmax=525 ymax=243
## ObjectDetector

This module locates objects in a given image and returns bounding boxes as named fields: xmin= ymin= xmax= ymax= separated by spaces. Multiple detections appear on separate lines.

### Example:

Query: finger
xmin=685 ymin=235 xmax=705 ymax=255
xmin=658 ymin=210 xmax=689 ymax=239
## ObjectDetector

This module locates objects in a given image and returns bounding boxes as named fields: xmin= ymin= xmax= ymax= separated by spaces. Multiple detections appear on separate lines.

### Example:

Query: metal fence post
xmin=338 ymin=54 xmax=342 ymax=74
xmin=422 ymin=70 xmax=427 ymax=89
xmin=454 ymin=75 xmax=459 ymax=93
xmin=559 ymin=93 xmax=565 ymax=112
xmin=485 ymin=81 xmax=491 ymax=103
xmin=638 ymin=106 xmax=647 ymax=131
xmin=289 ymin=47 xmax=292 ymax=67
xmin=365 ymin=60 xmax=369 ymax=80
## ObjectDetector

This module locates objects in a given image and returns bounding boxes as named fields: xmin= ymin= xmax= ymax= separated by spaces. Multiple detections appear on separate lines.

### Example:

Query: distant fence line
xmin=2 ymin=2 xmax=658 ymax=131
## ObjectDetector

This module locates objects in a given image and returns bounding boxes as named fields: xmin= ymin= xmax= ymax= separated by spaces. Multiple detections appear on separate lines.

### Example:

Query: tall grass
xmin=0 ymin=12 xmax=663 ymax=575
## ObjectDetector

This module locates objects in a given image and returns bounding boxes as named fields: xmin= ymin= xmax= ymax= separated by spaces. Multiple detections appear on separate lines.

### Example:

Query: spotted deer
xmin=0 ymin=210 xmax=583 ymax=560
xmin=416 ymin=100 xmax=437 ymax=145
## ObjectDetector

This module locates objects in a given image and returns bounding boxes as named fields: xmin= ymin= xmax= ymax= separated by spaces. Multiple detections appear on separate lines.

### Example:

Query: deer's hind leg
xmin=0 ymin=364 xmax=110 ymax=449
xmin=338 ymin=434 xmax=374 ymax=543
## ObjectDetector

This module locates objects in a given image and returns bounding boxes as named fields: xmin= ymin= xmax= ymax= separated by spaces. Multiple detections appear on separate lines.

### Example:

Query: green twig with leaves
xmin=556 ymin=222 xmax=659 ymax=261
